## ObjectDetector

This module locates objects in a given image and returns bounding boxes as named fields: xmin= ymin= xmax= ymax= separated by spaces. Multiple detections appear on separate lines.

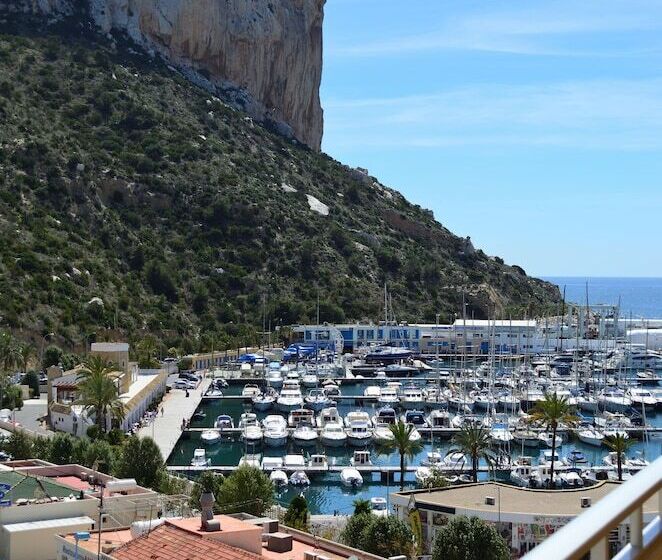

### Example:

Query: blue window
xmin=367 ymin=330 xmax=374 ymax=340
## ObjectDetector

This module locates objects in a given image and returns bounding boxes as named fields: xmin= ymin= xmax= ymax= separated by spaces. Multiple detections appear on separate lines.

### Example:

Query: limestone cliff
xmin=1 ymin=0 xmax=325 ymax=149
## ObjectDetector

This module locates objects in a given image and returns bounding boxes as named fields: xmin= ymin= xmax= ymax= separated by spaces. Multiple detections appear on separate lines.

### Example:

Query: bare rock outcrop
xmin=1 ymin=0 xmax=325 ymax=149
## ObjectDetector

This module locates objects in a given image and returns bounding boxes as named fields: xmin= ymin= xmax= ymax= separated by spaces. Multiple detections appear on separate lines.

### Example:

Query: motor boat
xmin=205 ymin=386 xmax=223 ymax=397
xmin=214 ymin=414 xmax=234 ymax=431
xmin=349 ymin=450 xmax=372 ymax=466
xmin=401 ymin=410 xmax=426 ymax=427
xmin=363 ymin=385 xmax=382 ymax=398
xmin=373 ymin=423 xmax=394 ymax=444
xmin=627 ymin=387 xmax=657 ymax=411
xmin=322 ymin=383 xmax=342 ymax=399
xmin=276 ymin=383 xmax=304 ymax=412
xmin=537 ymin=431 xmax=559 ymax=448
xmin=192 ymin=409 xmax=206 ymax=420
xmin=304 ymin=388 xmax=332 ymax=411
xmin=266 ymin=369 xmax=283 ymax=389
xmin=242 ymin=384 xmax=261 ymax=399
xmin=308 ymin=454 xmax=329 ymax=471
xmin=598 ymin=388 xmax=632 ymax=413
xmin=241 ymin=424 xmax=263 ymax=446
xmin=372 ymin=406 xmax=397 ymax=427
xmin=510 ymin=456 xmax=534 ymax=488
xmin=473 ymin=391 xmax=497 ymax=412
xmin=292 ymin=424 xmax=318 ymax=446
xmin=563 ymin=449 xmax=588 ymax=466
xmin=443 ymin=452 xmax=467 ymax=469
xmin=270 ymin=470 xmax=288 ymax=488
xmin=576 ymin=394 xmax=599 ymax=413
xmin=283 ymin=454 xmax=306 ymax=468
xmin=370 ymin=497 xmax=388 ymax=517
xmin=238 ymin=454 xmax=261 ymax=468
xmin=377 ymin=386 xmax=400 ymax=406
xmin=261 ymin=456 xmax=284 ymax=471
xmin=262 ymin=415 xmax=289 ymax=447
xmin=539 ymin=449 xmax=560 ymax=466
xmin=200 ymin=429 xmax=222 ymax=445
xmin=191 ymin=448 xmax=210 ymax=467
xmin=302 ymin=372 xmax=319 ymax=388
xmin=489 ymin=421 xmax=514 ymax=444
xmin=513 ymin=429 xmax=539 ymax=448
xmin=400 ymin=385 xmax=426 ymax=410
xmin=321 ymin=422 xmax=347 ymax=447
xmin=345 ymin=415 xmax=373 ymax=447
xmin=317 ymin=407 xmax=344 ymax=428
xmin=289 ymin=471 xmax=310 ymax=486
xmin=557 ymin=471 xmax=584 ymax=488
xmin=415 ymin=466 xmax=433 ymax=486
xmin=421 ymin=451 xmax=443 ymax=468
xmin=340 ymin=467 xmax=363 ymax=488
xmin=252 ymin=390 xmax=276 ymax=412
xmin=578 ymin=428 xmax=605 ymax=447
xmin=288 ymin=408 xmax=315 ymax=428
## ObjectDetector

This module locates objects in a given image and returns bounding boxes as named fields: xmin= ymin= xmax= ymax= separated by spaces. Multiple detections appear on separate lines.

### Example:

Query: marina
xmin=166 ymin=345 xmax=662 ymax=515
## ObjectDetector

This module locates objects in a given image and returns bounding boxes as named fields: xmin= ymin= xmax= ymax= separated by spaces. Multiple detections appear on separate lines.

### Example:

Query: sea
xmin=543 ymin=277 xmax=662 ymax=319
xmin=167 ymin=278 xmax=662 ymax=515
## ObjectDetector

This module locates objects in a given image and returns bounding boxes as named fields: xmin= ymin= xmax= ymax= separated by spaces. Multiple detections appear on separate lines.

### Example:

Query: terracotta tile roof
xmin=112 ymin=523 xmax=264 ymax=560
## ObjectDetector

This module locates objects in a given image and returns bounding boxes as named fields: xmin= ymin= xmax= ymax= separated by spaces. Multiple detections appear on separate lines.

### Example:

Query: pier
xmin=139 ymin=378 xmax=211 ymax=460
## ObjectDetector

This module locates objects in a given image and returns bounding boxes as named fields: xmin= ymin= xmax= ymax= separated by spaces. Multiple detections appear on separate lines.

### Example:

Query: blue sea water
xmin=543 ymin=277 xmax=662 ymax=319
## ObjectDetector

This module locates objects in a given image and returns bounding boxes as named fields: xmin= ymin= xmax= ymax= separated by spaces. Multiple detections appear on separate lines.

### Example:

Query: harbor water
xmin=166 ymin=372 xmax=662 ymax=515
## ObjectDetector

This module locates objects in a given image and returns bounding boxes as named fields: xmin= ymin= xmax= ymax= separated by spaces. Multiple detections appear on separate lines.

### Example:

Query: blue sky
xmin=320 ymin=0 xmax=662 ymax=278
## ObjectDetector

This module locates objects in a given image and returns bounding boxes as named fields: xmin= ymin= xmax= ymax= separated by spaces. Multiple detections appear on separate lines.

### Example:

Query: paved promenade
xmin=139 ymin=377 xmax=210 ymax=461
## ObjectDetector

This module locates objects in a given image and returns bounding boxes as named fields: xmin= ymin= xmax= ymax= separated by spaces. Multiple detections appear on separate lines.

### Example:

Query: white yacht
xmin=510 ymin=456 xmax=534 ymax=487
xmin=191 ymin=448 xmax=210 ymax=467
xmin=400 ymin=386 xmax=426 ymax=410
xmin=363 ymin=385 xmax=382 ymax=398
xmin=489 ymin=420 xmax=514 ymax=444
xmin=214 ymin=414 xmax=234 ymax=431
xmin=349 ymin=450 xmax=372 ymax=466
xmin=421 ymin=451 xmax=443 ymax=467
xmin=576 ymin=394 xmax=599 ymax=413
xmin=270 ymin=470 xmax=288 ymax=488
xmin=283 ymin=454 xmax=306 ymax=469
xmin=200 ymin=429 xmax=222 ymax=445
xmin=288 ymin=408 xmax=315 ymax=428
xmin=322 ymin=383 xmax=341 ymax=399
xmin=345 ymin=412 xmax=373 ymax=447
xmin=262 ymin=415 xmax=288 ymax=447
xmin=304 ymin=388 xmax=332 ymax=411
xmin=340 ymin=467 xmax=363 ymax=488
xmin=317 ymin=407 xmax=343 ymax=428
xmin=308 ymin=454 xmax=329 ymax=471
xmin=241 ymin=424 xmax=263 ymax=446
xmin=627 ymin=387 xmax=657 ymax=411
xmin=320 ymin=422 xmax=347 ymax=447
xmin=444 ymin=452 xmax=467 ymax=469
xmin=238 ymin=412 xmax=259 ymax=429
xmin=241 ymin=384 xmax=261 ymax=399
xmin=266 ymin=369 xmax=283 ymax=389
xmin=252 ymin=389 xmax=276 ymax=412
xmin=513 ymin=428 xmax=539 ymax=448
xmin=276 ymin=382 xmax=304 ymax=412
xmin=292 ymin=424 xmax=318 ymax=446
xmin=302 ymin=372 xmax=319 ymax=388
xmin=598 ymin=388 xmax=632 ymax=413
xmin=377 ymin=386 xmax=400 ymax=406
xmin=238 ymin=454 xmax=261 ymax=468
xmin=261 ymin=456 xmax=283 ymax=471
xmin=372 ymin=406 xmax=397 ymax=427
xmin=578 ymin=428 xmax=605 ymax=447
xmin=289 ymin=471 xmax=310 ymax=486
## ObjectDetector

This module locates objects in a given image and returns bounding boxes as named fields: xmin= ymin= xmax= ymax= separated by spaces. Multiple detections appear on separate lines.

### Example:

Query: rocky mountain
xmin=0 ymin=9 xmax=560 ymax=353
xmin=0 ymin=0 xmax=324 ymax=149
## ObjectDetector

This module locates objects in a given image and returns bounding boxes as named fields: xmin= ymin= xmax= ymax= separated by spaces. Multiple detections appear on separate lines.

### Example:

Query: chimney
xmin=200 ymin=492 xmax=221 ymax=532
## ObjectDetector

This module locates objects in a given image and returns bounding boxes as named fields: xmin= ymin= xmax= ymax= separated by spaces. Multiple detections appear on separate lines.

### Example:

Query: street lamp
xmin=39 ymin=332 xmax=55 ymax=368
xmin=73 ymin=530 xmax=90 ymax=560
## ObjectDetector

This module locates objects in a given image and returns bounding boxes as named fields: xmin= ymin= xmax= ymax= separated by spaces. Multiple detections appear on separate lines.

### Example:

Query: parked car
xmin=173 ymin=380 xmax=196 ymax=390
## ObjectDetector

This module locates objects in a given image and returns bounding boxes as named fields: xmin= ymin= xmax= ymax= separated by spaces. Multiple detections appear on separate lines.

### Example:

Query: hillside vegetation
xmin=0 ymin=14 xmax=560 ymax=352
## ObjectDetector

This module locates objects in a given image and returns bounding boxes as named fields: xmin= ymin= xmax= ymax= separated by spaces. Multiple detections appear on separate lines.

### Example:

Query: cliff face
xmin=2 ymin=0 xmax=325 ymax=149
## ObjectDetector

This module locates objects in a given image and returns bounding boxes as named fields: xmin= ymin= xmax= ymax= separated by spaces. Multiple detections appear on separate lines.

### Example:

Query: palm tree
xmin=528 ymin=392 xmax=579 ymax=488
xmin=76 ymin=356 xmax=125 ymax=433
xmin=379 ymin=421 xmax=424 ymax=489
xmin=0 ymin=332 xmax=20 ymax=409
xmin=447 ymin=425 xmax=495 ymax=483
xmin=18 ymin=343 xmax=35 ymax=373
xmin=137 ymin=336 xmax=160 ymax=368
xmin=352 ymin=498 xmax=372 ymax=516
xmin=604 ymin=433 xmax=633 ymax=481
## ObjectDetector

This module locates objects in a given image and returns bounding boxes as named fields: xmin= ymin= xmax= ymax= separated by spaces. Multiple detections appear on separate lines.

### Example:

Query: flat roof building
xmin=391 ymin=482 xmax=659 ymax=559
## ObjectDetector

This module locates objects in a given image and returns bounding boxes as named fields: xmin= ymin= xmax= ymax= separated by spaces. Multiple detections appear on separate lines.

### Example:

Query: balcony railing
xmin=523 ymin=455 xmax=661 ymax=560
